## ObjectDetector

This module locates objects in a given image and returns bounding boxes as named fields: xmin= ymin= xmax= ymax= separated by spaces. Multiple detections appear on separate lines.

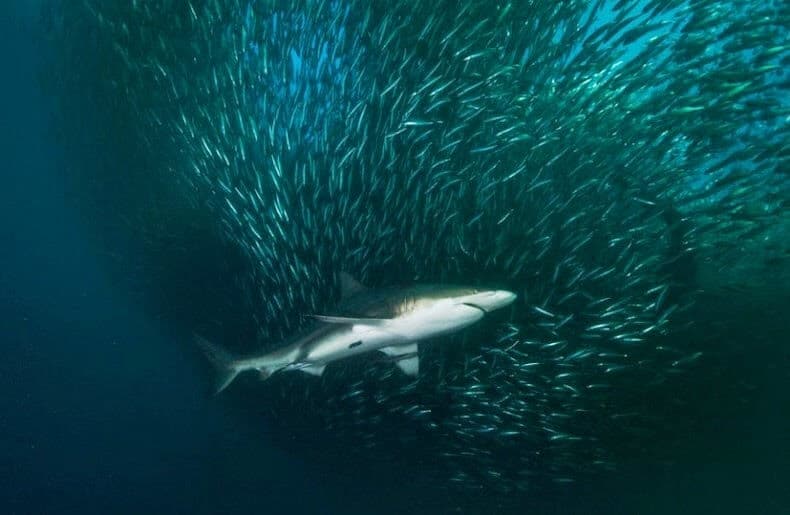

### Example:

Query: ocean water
xmin=2 ymin=1 xmax=788 ymax=514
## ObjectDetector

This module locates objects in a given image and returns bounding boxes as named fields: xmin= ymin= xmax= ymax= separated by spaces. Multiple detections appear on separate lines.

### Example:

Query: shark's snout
xmin=460 ymin=289 xmax=517 ymax=312
xmin=490 ymin=290 xmax=517 ymax=310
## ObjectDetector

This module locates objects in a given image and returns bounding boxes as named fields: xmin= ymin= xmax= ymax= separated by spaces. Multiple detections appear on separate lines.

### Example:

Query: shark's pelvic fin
xmin=298 ymin=364 xmax=327 ymax=376
xmin=257 ymin=364 xmax=281 ymax=381
xmin=339 ymin=271 xmax=366 ymax=300
xmin=310 ymin=314 xmax=392 ymax=325
xmin=379 ymin=343 xmax=420 ymax=376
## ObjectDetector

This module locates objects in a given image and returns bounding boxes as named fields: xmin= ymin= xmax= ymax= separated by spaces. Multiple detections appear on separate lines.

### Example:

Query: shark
xmin=196 ymin=272 xmax=517 ymax=393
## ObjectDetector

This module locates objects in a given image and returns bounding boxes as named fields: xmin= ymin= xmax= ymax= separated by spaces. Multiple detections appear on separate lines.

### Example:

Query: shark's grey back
xmin=335 ymin=284 xmax=479 ymax=318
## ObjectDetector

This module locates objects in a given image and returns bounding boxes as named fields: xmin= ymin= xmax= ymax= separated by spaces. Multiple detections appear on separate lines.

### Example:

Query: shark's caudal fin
xmin=194 ymin=334 xmax=243 ymax=394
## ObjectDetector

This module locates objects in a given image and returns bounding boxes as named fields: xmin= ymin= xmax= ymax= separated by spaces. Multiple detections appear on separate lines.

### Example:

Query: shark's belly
xmin=303 ymin=324 xmax=407 ymax=363
xmin=299 ymin=302 xmax=487 ymax=366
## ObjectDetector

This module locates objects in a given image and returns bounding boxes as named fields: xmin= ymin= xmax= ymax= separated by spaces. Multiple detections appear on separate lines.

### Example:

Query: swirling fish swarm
xmin=47 ymin=0 xmax=787 ymax=491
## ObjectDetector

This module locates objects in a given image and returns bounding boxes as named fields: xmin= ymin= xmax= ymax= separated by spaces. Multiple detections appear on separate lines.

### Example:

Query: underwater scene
xmin=2 ymin=0 xmax=788 ymax=513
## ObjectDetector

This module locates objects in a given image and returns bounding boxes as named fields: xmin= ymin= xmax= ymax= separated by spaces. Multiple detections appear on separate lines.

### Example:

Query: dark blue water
xmin=2 ymin=3 xmax=788 ymax=514
xmin=0 ymin=5 xmax=349 ymax=514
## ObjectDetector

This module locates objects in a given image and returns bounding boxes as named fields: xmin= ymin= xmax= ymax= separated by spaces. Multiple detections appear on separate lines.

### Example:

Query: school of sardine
xmin=43 ymin=0 xmax=787 ymax=493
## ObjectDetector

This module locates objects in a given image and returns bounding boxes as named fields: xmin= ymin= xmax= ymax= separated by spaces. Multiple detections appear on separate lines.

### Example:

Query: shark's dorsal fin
xmin=339 ymin=271 xmax=366 ymax=300
xmin=311 ymin=314 xmax=392 ymax=325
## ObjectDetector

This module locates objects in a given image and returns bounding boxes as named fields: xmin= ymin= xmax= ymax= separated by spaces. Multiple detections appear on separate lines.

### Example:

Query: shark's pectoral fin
xmin=311 ymin=314 xmax=393 ymax=326
xmin=379 ymin=343 xmax=418 ymax=357
xmin=395 ymin=355 xmax=419 ymax=376
xmin=298 ymin=364 xmax=327 ymax=377
xmin=379 ymin=343 xmax=420 ymax=377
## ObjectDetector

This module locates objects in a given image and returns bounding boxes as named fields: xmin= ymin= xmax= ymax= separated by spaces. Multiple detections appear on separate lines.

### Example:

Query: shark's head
xmin=454 ymin=288 xmax=518 ymax=313
xmin=363 ymin=284 xmax=519 ymax=342
xmin=398 ymin=286 xmax=517 ymax=339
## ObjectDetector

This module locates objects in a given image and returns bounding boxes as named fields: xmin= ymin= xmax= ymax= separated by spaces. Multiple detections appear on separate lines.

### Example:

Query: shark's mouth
xmin=462 ymin=302 xmax=487 ymax=313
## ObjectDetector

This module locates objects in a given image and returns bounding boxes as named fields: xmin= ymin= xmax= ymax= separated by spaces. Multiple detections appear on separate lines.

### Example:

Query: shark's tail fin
xmin=194 ymin=334 xmax=243 ymax=394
